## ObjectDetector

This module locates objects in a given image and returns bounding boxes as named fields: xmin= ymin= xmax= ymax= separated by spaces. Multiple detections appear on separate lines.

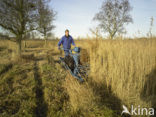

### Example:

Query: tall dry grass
xmin=63 ymin=74 xmax=117 ymax=117
xmin=89 ymin=39 xmax=156 ymax=108
xmin=63 ymin=74 xmax=95 ymax=113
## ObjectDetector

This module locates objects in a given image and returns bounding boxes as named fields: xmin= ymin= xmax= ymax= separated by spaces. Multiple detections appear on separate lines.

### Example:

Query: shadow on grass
xmin=0 ymin=64 xmax=13 ymax=76
xmin=34 ymin=62 xmax=48 ymax=117
xmin=141 ymin=67 xmax=156 ymax=115
xmin=88 ymin=79 xmax=131 ymax=117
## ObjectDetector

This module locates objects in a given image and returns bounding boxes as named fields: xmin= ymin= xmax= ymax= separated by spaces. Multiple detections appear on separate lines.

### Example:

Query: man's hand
xmin=73 ymin=45 xmax=76 ymax=49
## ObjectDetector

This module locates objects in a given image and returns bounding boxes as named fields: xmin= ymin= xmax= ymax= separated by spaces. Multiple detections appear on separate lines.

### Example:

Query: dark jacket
xmin=58 ymin=35 xmax=75 ymax=49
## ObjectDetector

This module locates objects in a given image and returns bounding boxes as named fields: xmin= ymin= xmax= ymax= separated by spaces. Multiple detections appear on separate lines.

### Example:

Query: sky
xmin=50 ymin=0 xmax=156 ymax=38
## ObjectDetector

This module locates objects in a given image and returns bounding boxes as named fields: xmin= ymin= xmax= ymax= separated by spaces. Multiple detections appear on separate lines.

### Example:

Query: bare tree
xmin=93 ymin=0 xmax=133 ymax=39
xmin=0 ymin=0 xmax=38 ymax=55
xmin=37 ymin=0 xmax=56 ymax=46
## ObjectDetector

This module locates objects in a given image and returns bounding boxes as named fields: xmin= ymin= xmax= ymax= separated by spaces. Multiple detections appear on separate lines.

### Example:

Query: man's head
xmin=65 ymin=29 xmax=69 ymax=37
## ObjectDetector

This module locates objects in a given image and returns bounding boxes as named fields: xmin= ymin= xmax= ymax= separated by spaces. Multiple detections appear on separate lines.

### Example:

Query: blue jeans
xmin=64 ymin=50 xmax=70 ymax=57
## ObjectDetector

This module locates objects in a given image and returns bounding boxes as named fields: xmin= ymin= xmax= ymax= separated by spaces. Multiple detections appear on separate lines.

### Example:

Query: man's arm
xmin=58 ymin=37 xmax=63 ymax=48
xmin=71 ymin=36 xmax=76 ymax=46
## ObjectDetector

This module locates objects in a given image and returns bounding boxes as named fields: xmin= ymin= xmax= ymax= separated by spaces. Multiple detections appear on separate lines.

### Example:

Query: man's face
xmin=65 ymin=31 xmax=69 ymax=37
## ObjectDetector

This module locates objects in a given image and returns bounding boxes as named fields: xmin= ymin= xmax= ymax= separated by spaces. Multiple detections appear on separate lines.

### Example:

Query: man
xmin=58 ymin=29 xmax=76 ymax=56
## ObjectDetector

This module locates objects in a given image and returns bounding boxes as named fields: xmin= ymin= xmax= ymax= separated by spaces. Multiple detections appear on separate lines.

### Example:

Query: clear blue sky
xmin=50 ymin=0 xmax=156 ymax=38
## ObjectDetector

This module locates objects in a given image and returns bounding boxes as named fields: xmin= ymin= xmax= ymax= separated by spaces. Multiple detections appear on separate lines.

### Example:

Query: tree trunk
xmin=44 ymin=39 xmax=47 ymax=47
xmin=110 ymin=35 xmax=113 ymax=40
xmin=110 ymin=33 xmax=115 ymax=40
xmin=109 ymin=31 xmax=116 ymax=39
xmin=44 ymin=30 xmax=47 ymax=47
xmin=24 ymin=40 xmax=26 ymax=48
xmin=17 ymin=40 xmax=22 ymax=56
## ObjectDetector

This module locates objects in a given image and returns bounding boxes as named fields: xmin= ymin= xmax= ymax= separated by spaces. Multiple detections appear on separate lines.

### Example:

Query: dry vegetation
xmin=0 ymin=38 xmax=155 ymax=117
xmin=89 ymin=39 xmax=156 ymax=111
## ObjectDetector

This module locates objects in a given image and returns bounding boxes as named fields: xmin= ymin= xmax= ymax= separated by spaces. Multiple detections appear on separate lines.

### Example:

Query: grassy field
xmin=0 ymin=38 xmax=155 ymax=117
